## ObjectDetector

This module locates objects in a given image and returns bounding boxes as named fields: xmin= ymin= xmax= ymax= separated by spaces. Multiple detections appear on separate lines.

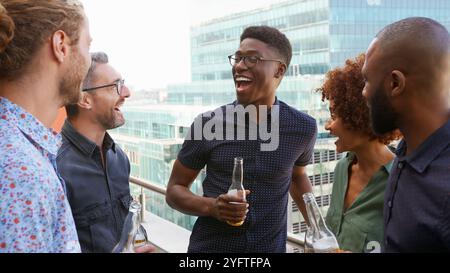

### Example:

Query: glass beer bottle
xmin=304 ymin=225 xmax=314 ymax=253
xmin=226 ymin=157 xmax=246 ymax=227
xmin=303 ymin=192 xmax=339 ymax=253
xmin=112 ymin=200 xmax=149 ymax=253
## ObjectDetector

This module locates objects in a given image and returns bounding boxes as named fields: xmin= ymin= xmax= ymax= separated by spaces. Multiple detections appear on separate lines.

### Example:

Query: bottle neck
xmin=112 ymin=204 xmax=141 ymax=253
xmin=231 ymin=162 xmax=243 ymax=188
xmin=128 ymin=201 xmax=142 ymax=234
xmin=304 ymin=195 xmax=327 ymax=233
xmin=130 ymin=206 xmax=141 ymax=227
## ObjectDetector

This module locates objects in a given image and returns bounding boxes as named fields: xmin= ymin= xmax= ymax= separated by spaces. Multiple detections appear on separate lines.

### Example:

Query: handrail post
xmin=140 ymin=187 xmax=146 ymax=223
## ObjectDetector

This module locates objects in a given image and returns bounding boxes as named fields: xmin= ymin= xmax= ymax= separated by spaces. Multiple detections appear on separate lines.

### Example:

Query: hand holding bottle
xmin=208 ymin=157 xmax=251 ymax=226
xmin=210 ymin=190 xmax=250 ymax=225
xmin=226 ymin=157 xmax=248 ymax=227
xmin=112 ymin=200 xmax=153 ymax=253
xmin=134 ymin=244 xmax=156 ymax=253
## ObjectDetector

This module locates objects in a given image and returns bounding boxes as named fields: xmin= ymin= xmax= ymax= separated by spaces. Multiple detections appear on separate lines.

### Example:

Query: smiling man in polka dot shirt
xmin=166 ymin=26 xmax=317 ymax=253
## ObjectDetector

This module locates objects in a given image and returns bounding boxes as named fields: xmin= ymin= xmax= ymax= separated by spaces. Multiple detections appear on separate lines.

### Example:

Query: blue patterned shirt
xmin=0 ymin=97 xmax=80 ymax=253
xmin=178 ymin=99 xmax=317 ymax=253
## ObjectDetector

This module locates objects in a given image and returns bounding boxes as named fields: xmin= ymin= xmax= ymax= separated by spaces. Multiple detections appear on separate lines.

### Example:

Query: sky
xmin=81 ymin=0 xmax=287 ymax=90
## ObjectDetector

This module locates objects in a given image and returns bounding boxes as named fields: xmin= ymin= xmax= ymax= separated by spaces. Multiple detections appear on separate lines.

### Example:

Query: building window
xmin=293 ymin=222 xmax=300 ymax=234
xmin=300 ymin=222 xmax=308 ymax=233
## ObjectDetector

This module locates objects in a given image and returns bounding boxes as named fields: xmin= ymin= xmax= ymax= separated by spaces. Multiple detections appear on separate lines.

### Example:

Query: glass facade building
xmin=111 ymin=0 xmax=450 ymax=234
xmin=190 ymin=0 xmax=450 ymax=81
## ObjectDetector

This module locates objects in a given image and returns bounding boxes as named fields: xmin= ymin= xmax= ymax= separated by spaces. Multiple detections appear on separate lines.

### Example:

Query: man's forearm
xmin=166 ymin=185 xmax=214 ymax=217
xmin=290 ymin=173 xmax=313 ymax=225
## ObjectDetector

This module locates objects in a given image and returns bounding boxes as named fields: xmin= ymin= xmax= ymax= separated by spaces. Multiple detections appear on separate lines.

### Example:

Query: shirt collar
xmin=232 ymin=97 xmax=280 ymax=107
xmin=232 ymin=97 xmax=280 ymax=117
xmin=0 ymin=97 xmax=61 ymax=156
xmin=383 ymin=158 xmax=394 ymax=174
xmin=345 ymin=151 xmax=393 ymax=174
xmin=395 ymin=119 xmax=450 ymax=173
xmin=62 ymin=119 xmax=116 ymax=157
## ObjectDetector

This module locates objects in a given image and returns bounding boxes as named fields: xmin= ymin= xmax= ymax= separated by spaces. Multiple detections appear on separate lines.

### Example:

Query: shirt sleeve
xmin=177 ymin=115 xmax=209 ymax=170
xmin=295 ymin=120 xmax=318 ymax=167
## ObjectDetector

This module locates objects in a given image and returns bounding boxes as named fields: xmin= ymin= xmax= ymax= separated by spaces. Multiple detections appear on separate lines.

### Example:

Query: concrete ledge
xmin=142 ymin=211 xmax=191 ymax=253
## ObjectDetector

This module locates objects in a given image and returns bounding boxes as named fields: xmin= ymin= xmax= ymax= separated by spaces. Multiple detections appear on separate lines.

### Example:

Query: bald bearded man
xmin=362 ymin=17 xmax=450 ymax=252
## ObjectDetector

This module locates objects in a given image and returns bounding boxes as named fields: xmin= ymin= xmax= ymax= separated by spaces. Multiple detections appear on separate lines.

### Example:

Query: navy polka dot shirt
xmin=178 ymin=98 xmax=317 ymax=253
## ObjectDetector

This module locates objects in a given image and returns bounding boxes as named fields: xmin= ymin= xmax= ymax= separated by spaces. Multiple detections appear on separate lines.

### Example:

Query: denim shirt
xmin=57 ymin=120 xmax=132 ymax=253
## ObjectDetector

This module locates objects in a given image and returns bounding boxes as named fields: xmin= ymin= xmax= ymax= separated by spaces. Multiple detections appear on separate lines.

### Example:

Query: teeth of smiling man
xmin=236 ymin=77 xmax=252 ymax=82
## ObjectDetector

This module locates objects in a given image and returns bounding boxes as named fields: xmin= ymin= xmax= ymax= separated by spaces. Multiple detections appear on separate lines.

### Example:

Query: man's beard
xmin=59 ymin=50 xmax=89 ymax=106
xmin=97 ymin=107 xmax=125 ymax=131
xmin=369 ymin=86 xmax=399 ymax=135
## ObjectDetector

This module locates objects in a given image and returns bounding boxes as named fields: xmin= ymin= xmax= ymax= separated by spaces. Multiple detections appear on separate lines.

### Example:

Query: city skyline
xmin=81 ymin=0 xmax=287 ymax=90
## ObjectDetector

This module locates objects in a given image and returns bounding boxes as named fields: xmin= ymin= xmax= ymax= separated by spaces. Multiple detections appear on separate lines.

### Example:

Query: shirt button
xmin=398 ymin=162 xmax=404 ymax=169
xmin=388 ymin=201 xmax=392 ymax=208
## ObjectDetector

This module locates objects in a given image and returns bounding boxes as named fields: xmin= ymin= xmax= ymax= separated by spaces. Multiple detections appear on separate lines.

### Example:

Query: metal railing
xmin=129 ymin=176 xmax=305 ymax=252
xmin=130 ymin=177 xmax=166 ymax=195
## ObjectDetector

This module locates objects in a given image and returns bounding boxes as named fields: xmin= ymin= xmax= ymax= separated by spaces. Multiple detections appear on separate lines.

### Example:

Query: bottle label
xmin=134 ymin=237 xmax=146 ymax=248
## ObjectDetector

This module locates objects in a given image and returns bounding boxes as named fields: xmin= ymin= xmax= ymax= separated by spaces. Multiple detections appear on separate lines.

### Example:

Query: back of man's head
xmin=0 ymin=0 xmax=85 ymax=81
xmin=66 ymin=52 xmax=109 ymax=118
xmin=377 ymin=17 xmax=450 ymax=52
xmin=375 ymin=17 xmax=450 ymax=89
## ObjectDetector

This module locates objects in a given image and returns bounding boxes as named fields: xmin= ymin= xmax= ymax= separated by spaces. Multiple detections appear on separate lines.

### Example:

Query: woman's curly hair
xmin=317 ymin=53 xmax=400 ymax=145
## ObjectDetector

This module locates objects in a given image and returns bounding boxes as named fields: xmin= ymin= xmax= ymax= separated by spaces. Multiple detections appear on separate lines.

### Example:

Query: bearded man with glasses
xmin=57 ymin=52 xmax=153 ymax=253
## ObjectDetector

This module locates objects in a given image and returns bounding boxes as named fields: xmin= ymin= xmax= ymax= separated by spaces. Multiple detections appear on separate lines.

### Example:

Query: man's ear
xmin=389 ymin=70 xmax=406 ymax=97
xmin=51 ymin=30 xmax=70 ymax=64
xmin=275 ymin=63 xmax=287 ymax=78
xmin=77 ymin=92 xmax=93 ymax=111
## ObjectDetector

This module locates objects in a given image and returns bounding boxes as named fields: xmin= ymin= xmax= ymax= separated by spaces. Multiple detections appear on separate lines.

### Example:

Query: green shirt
xmin=325 ymin=152 xmax=393 ymax=253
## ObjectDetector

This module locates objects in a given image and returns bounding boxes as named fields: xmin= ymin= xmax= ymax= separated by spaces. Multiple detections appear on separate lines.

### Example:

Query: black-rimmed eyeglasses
xmin=82 ymin=79 xmax=125 ymax=96
xmin=228 ymin=54 xmax=285 ymax=68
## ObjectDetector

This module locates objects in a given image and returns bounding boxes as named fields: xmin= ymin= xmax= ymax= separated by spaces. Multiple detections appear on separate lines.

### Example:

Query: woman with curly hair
xmin=317 ymin=54 xmax=400 ymax=253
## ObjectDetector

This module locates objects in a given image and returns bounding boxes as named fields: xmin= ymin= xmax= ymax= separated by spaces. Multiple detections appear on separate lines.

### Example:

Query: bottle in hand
xmin=112 ymin=200 xmax=149 ymax=253
xmin=303 ymin=192 xmax=340 ymax=253
xmin=227 ymin=157 xmax=246 ymax=227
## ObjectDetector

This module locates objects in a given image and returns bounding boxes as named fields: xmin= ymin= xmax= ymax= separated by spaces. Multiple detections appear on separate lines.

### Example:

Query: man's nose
xmin=121 ymin=85 xmax=131 ymax=98
xmin=234 ymin=58 xmax=249 ymax=72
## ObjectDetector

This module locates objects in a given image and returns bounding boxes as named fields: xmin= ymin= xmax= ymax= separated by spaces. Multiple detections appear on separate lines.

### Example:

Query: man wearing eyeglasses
xmin=56 ymin=52 xmax=152 ymax=253
xmin=167 ymin=26 xmax=317 ymax=253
